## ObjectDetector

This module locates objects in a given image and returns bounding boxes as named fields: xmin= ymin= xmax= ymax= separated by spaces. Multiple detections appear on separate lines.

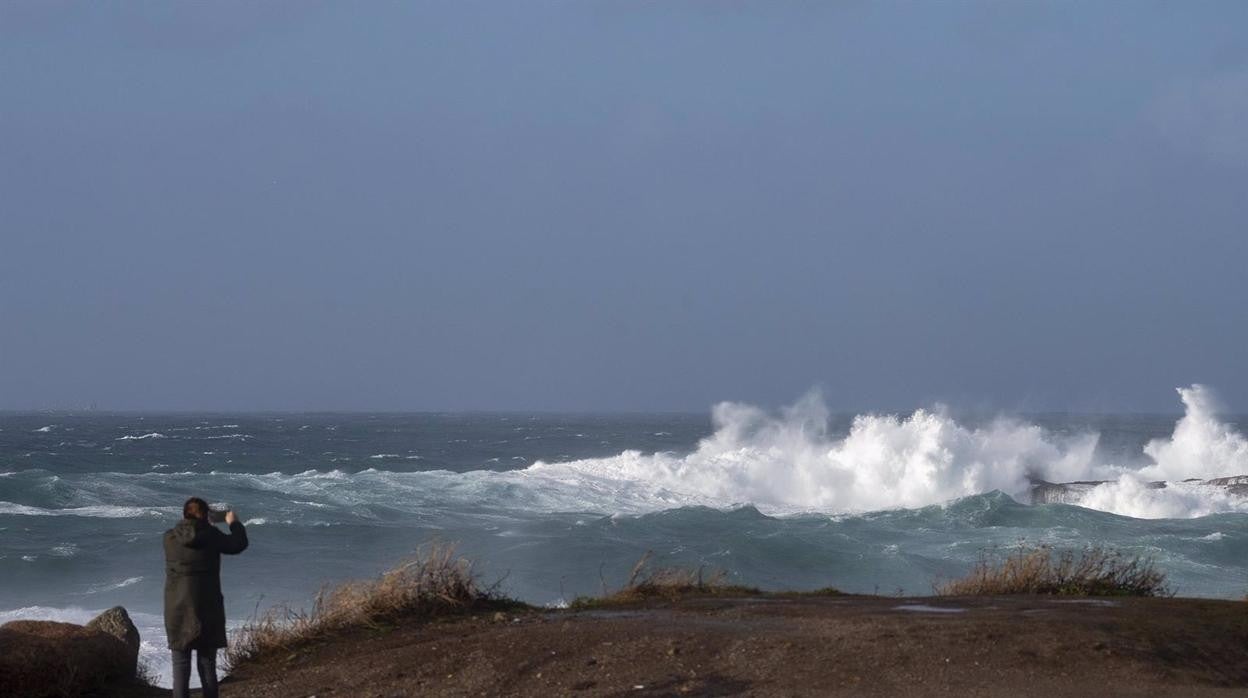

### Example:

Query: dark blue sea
xmin=3 ymin=387 xmax=1247 ymax=686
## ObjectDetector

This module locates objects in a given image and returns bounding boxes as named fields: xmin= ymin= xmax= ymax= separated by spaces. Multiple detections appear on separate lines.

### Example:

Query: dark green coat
xmin=163 ymin=518 xmax=248 ymax=650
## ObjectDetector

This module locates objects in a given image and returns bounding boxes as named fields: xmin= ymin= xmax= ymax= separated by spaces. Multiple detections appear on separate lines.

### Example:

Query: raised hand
xmin=225 ymin=510 xmax=238 ymax=525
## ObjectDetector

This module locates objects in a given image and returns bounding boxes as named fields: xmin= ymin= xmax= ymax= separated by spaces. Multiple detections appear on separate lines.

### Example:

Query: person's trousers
xmin=171 ymin=647 xmax=218 ymax=698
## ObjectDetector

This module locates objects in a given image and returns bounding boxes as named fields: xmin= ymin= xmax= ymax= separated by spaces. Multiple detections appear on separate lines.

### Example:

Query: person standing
xmin=163 ymin=497 xmax=248 ymax=698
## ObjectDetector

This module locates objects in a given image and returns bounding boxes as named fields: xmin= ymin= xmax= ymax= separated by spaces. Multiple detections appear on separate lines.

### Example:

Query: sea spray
xmin=3 ymin=400 xmax=1248 ymax=689
xmin=2 ymin=386 xmax=1246 ymax=520
xmin=526 ymin=384 xmax=1244 ymax=517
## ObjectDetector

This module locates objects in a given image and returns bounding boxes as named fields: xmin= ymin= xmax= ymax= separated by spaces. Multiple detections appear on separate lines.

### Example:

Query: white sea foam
xmin=1076 ymin=473 xmax=1248 ymax=519
xmin=1139 ymin=386 xmax=1248 ymax=480
xmin=526 ymin=391 xmax=1102 ymax=514
xmin=115 ymin=432 xmax=167 ymax=441
xmin=0 ymin=502 xmax=172 ymax=518
xmin=2 ymin=386 xmax=1241 ymax=523
xmin=34 ymin=425 xmax=56 ymax=433
xmin=0 ymin=605 xmax=98 ymax=625
xmin=85 ymin=576 xmax=143 ymax=594
xmin=517 ymin=384 xmax=1244 ymax=519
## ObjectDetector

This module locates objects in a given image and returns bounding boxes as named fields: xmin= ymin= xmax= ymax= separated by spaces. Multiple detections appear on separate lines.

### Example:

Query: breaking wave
xmin=1 ymin=386 xmax=1243 ymax=521
xmin=524 ymin=384 xmax=1247 ymax=519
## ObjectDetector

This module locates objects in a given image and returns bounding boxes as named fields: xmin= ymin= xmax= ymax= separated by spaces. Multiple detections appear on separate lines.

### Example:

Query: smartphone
xmin=207 ymin=508 xmax=228 ymax=524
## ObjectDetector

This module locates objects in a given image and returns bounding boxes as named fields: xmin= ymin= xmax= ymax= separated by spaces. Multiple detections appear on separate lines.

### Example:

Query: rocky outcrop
xmin=0 ymin=607 xmax=143 ymax=697
xmin=86 ymin=606 xmax=142 ymax=677
xmin=1203 ymin=475 xmax=1248 ymax=497
xmin=1029 ymin=474 xmax=1248 ymax=505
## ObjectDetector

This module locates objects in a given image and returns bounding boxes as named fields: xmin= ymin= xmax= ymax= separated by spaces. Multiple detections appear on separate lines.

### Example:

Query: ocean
xmin=3 ymin=385 xmax=1247 ymax=687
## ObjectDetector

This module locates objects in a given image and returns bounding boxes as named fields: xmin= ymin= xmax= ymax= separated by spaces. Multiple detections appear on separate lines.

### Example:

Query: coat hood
xmin=168 ymin=518 xmax=207 ymax=547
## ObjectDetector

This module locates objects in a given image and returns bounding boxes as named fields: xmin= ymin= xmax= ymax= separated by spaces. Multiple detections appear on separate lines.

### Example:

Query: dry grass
xmin=937 ymin=544 xmax=1171 ymax=597
xmin=226 ymin=543 xmax=519 ymax=669
xmin=572 ymin=551 xmax=759 ymax=608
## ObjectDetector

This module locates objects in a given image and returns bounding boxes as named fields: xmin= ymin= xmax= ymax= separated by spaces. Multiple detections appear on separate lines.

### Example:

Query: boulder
xmin=1029 ymin=474 xmax=1248 ymax=505
xmin=85 ymin=606 xmax=141 ymax=677
xmin=0 ymin=609 xmax=140 ymax=697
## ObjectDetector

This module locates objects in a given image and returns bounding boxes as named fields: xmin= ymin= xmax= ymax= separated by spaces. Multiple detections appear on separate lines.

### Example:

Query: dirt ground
xmin=210 ymin=594 xmax=1248 ymax=697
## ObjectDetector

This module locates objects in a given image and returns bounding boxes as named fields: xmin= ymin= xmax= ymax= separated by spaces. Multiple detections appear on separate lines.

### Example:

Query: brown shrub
xmin=937 ymin=544 xmax=1171 ymax=597
xmin=226 ymin=543 xmax=517 ymax=669
xmin=572 ymin=551 xmax=758 ymax=608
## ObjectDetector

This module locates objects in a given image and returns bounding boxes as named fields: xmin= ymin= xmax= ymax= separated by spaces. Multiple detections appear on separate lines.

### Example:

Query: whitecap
xmin=86 ymin=576 xmax=143 ymax=594
xmin=0 ymin=502 xmax=171 ymax=518
xmin=34 ymin=425 xmax=56 ymax=433
xmin=115 ymin=432 xmax=167 ymax=441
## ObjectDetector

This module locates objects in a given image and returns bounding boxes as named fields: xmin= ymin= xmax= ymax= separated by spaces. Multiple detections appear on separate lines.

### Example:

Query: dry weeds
xmin=572 ymin=551 xmax=758 ymax=607
xmin=937 ymin=544 xmax=1171 ymax=597
xmin=226 ymin=543 xmax=517 ymax=668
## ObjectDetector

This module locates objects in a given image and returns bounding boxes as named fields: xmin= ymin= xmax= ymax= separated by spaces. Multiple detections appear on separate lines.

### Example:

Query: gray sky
xmin=2 ymin=1 xmax=1247 ymax=413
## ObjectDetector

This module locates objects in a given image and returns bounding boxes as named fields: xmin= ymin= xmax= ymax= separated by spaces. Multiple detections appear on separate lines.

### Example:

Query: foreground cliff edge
xmin=8 ymin=542 xmax=1247 ymax=698
xmin=4 ymin=593 xmax=1246 ymax=697
xmin=228 ymin=593 xmax=1248 ymax=697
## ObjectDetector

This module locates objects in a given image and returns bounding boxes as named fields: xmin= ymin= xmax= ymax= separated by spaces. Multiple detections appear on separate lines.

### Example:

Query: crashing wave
xmin=2 ymin=386 xmax=1244 ymax=521
xmin=523 ymin=384 xmax=1247 ymax=519
xmin=1030 ymin=474 xmax=1248 ymax=518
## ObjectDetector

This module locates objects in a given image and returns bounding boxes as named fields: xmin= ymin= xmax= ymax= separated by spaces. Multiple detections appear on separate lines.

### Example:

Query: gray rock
xmin=86 ymin=606 xmax=141 ymax=677
xmin=1029 ymin=474 xmax=1248 ymax=505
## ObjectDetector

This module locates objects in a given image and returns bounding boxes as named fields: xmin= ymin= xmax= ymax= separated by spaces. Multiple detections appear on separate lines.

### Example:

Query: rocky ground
xmin=211 ymin=594 xmax=1248 ymax=697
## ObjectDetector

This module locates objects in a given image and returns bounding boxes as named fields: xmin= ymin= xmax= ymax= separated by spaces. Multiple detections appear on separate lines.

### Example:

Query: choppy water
xmin=3 ymin=386 xmax=1247 ymax=687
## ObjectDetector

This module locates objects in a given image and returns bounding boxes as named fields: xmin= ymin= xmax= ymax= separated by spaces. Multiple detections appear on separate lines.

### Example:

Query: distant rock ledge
xmin=0 ymin=605 xmax=142 ymax=697
xmin=1029 ymin=474 xmax=1248 ymax=505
